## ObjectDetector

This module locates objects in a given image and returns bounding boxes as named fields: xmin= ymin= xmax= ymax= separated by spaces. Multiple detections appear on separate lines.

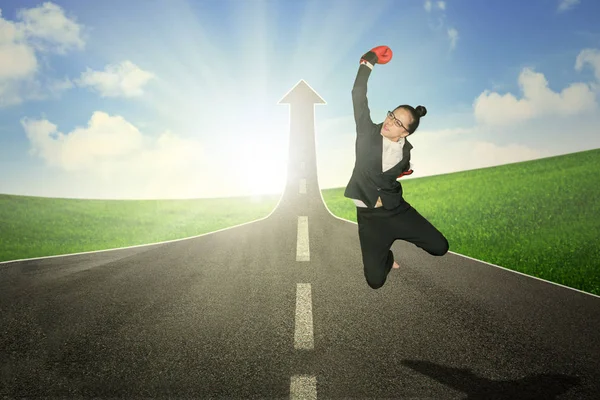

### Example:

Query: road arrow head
xmin=278 ymin=79 xmax=326 ymax=105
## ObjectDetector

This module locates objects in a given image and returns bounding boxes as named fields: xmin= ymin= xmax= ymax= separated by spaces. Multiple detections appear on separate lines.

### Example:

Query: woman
xmin=344 ymin=45 xmax=449 ymax=290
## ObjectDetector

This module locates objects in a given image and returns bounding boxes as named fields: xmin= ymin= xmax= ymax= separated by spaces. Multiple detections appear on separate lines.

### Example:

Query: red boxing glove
xmin=372 ymin=45 xmax=392 ymax=64
xmin=361 ymin=45 xmax=393 ymax=65
xmin=397 ymin=169 xmax=413 ymax=179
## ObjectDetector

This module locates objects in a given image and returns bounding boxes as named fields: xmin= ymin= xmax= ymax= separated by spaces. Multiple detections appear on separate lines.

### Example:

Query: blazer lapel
xmin=373 ymin=127 xmax=384 ymax=172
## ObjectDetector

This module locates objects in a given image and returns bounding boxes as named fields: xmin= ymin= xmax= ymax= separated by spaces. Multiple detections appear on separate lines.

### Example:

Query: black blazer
xmin=343 ymin=63 xmax=413 ymax=210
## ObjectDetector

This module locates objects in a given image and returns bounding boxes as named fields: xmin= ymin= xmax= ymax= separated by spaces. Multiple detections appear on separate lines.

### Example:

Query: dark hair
xmin=393 ymin=104 xmax=427 ymax=135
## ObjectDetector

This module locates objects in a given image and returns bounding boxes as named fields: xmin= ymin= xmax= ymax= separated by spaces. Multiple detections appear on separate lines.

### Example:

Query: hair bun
xmin=415 ymin=105 xmax=427 ymax=118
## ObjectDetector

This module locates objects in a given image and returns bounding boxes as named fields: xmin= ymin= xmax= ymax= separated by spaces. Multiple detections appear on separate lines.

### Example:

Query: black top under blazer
xmin=343 ymin=63 xmax=413 ymax=210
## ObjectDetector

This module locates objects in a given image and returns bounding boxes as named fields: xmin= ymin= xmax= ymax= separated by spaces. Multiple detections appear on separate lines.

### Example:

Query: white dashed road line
xmin=290 ymin=375 xmax=317 ymax=400
xmin=299 ymin=179 xmax=307 ymax=194
xmin=296 ymin=216 xmax=310 ymax=262
xmin=294 ymin=283 xmax=314 ymax=350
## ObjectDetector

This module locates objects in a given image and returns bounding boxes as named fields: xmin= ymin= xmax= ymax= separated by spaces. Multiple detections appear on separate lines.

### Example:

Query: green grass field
xmin=0 ymin=195 xmax=280 ymax=263
xmin=1 ymin=148 xmax=599 ymax=295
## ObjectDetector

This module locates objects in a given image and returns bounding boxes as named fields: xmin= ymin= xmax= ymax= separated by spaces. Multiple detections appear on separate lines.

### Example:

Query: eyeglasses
xmin=387 ymin=111 xmax=408 ymax=131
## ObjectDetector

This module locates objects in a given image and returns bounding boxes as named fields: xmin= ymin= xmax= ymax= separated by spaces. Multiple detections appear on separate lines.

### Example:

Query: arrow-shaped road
xmin=1 ymin=80 xmax=599 ymax=399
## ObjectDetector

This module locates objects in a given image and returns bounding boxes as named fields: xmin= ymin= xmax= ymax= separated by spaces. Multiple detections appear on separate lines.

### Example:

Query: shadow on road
xmin=401 ymin=359 xmax=581 ymax=399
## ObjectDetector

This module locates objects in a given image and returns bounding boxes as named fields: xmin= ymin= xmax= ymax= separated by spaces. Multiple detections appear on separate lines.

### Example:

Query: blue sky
xmin=1 ymin=0 xmax=599 ymax=200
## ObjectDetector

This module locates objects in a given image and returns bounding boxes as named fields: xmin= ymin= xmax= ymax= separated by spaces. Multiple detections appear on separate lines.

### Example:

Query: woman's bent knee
xmin=363 ymin=250 xmax=393 ymax=289
xmin=364 ymin=269 xmax=387 ymax=289
xmin=366 ymin=278 xmax=386 ymax=289
xmin=430 ymin=237 xmax=449 ymax=256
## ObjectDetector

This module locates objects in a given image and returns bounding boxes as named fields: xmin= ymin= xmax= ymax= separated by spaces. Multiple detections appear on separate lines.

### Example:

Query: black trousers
xmin=356 ymin=200 xmax=449 ymax=289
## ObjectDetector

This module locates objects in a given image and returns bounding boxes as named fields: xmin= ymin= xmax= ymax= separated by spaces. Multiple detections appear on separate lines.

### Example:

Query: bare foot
xmin=392 ymin=261 xmax=400 ymax=269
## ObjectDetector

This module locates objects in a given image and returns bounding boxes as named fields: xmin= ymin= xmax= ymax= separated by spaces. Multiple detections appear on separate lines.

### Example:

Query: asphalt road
xmin=1 ymin=187 xmax=599 ymax=399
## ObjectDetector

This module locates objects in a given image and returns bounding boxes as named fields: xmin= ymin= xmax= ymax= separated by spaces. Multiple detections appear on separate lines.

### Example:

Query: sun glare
xmin=211 ymin=105 xmax=289 ymax=197
xmin=231 ymin=137 xmax=287 ymax=197
xmin=142 ymin=0 xmax=300 ymax=199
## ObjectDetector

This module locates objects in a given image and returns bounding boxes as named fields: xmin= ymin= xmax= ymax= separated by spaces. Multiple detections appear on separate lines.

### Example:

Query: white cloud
xmin=0 ymin=43 xmax=38 ymax=80
xmin=423 ymin=0 xmax=445 ymax=12
xmin=473 ymin=49 xmax=599 ymax=126
xmin=0 ymin=9 xmax=26 ymax=45
xmin=0 ymin=12 xmax=37 ymax=79
xmin=448 ymin=28 xmax=458 ymax=51
xmin=0 ymin=2 xmax=85 ymax=106
xmin=16 ymin=2 xmax=85 ymax=54
xmin=0 ymin=9 xmax=38 ymax=81
xmin=76 ymin=61 xmax=155 ymax=97
xmin=558 ymin=0 xmax=580 ymax=12
xmin=1 ymin=5 xmax=151 ymax=103
xmin=424 ymin=0 xmax=458 ymax=51
xmin=575 ymin=48 xmax=600 ymax=82
xmin=22 ymin=111 xmax=145 ymax=171
xmin=20 ymin=111 xmax=211 ymax=198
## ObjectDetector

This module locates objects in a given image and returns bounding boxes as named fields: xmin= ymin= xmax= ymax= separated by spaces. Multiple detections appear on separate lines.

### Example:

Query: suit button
xmin=377 ymin=188 xmax=381 ymax=191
